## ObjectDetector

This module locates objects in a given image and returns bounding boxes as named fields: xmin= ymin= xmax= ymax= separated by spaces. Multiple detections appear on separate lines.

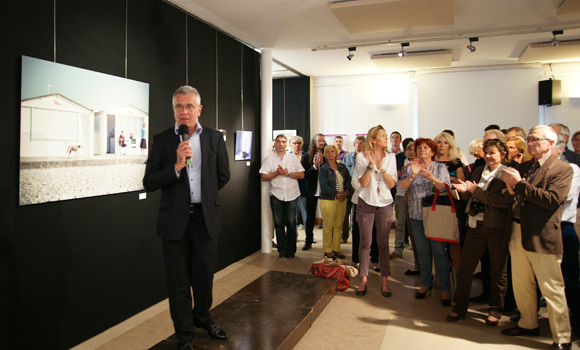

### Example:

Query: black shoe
xmin=286 ymin=253 xmax=295 ymax=258
xmin=415 ymin=287 xmax=432 ymax=299
xmin=551 ymin=342 xmax=572 ymax=350
xmin=278 ymin=253 xmax=285 ymax=258
xmin=177 ymin=342 xmax=193 ymax=350
xmin=441 ymin=298 xmax=451 ymax=307
xmin=356 ymin=286 xmax=367 ymax=296
xmin=469 ymin=293 xmax=490 ymax=303
xmin=193 ymin=322 xmax=229 ymax=340
xmin=302 ymin=243 xmax=312 ymax=251
xmin=446 ymin=314 xmax=462 ymax=322
xmin=405 ymin=269 xmax=421 ymax=275
xmin=333 ymin=251 xmax=346 ymax=259
xmin=500 ymin=326 xmax=540 ymax=337
xmin=272 ymin=241 xmax=277 ymax=249
xmin=381 ymin=286 xmax=392 ymax=297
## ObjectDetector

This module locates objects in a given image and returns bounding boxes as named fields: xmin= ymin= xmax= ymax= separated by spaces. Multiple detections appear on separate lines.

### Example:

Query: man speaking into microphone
xmin=143 ymin=86 xmax=230 ymax=350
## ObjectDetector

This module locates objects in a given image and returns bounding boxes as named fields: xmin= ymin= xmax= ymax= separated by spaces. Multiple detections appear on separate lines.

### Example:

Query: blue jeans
xmin=409 ymin=218 xmax=450 ymax=291
xmin=296 ymin=196 xmax=307 ymax=225
xmin=270 ymin=196 xmax=298 ymax=254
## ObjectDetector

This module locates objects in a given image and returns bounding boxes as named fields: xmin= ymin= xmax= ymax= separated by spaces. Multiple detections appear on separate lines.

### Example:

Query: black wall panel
xmin=0 ymin=0 xmax=262 ymax=349
xmin=56 ymin=0 xmax=126 ymax=77
xmin=187 ymin=17 xmax=217 ymax=121
xmin=272 ymin=77 xmax=311 ymax=148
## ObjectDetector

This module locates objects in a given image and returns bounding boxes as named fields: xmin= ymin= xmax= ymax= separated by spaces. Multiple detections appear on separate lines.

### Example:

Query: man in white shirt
xmin=260 ymin=135 xmax=305 ymax=258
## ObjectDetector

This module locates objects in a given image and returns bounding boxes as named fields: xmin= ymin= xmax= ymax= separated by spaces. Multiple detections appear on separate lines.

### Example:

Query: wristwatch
xmin=432 ymin=179 xmax=437 ymax=185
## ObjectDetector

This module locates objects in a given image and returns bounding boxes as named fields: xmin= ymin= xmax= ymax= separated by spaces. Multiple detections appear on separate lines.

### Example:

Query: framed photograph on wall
xmin=19 ymin=56 xmax=149 ymax=206
xmin=234 ymin=130 xmax=252 ymax=161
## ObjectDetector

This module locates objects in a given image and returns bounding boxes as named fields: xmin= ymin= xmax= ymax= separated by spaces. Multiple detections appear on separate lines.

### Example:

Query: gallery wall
xmin=312 ymin=66 xmax=580 ymax=160
xmin=273 ymin=77 xmax=311 ymax=146
xmin=0 ymin=1 xmax=261 ymax=349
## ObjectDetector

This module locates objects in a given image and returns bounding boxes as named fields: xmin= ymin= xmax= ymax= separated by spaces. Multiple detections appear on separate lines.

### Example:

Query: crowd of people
xmin=260 ymin=122 xmax=580 ymax=350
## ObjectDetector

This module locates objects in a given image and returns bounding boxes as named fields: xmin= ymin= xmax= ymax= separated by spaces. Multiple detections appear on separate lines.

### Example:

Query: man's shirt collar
xmin=174 ymin=122 xmax=203 ymax=136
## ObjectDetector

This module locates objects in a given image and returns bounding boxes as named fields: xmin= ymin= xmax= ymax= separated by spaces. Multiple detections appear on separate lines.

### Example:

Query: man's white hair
xmin=530 ymin=125 xmax=557 ymax=142
xmin=172 ymin=86 xmax=201 ymax=106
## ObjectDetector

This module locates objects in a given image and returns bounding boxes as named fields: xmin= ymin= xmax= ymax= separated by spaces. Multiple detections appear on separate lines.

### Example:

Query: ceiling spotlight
xmin=552 ymin=30 xmax=563 ymax=47
xmin=399 ymin=43 xmax=409 ymax=57
xmin=346 ymin=47 xmax=356 ymax=61
xmin=466 ymin=37 xmax=478 ymax=52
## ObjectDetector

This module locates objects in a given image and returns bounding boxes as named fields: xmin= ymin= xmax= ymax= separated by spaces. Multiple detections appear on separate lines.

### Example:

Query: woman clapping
xmin=354 ymin=125 xmax=398 ymax=297
xmin=319 ymin=144 xmax=353 ymax=260
xmin=397 ymin=138 xmax=453 ymax=305
xmin=446 ymin=139 xmax=514 ymax=326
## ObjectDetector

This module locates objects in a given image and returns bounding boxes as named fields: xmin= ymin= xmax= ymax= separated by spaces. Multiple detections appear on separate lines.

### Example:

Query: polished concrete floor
xmin=72 ymin=228 xmax=579 ymax=350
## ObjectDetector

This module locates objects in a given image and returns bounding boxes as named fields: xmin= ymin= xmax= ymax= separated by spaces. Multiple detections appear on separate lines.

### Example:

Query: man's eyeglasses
xmin=526 ymin=137 xmax=549 ymax=143
xmin=292 ymin=142 xmax=302 ymax=145
xmin=173 ymin=104 xmax=198 ymax=111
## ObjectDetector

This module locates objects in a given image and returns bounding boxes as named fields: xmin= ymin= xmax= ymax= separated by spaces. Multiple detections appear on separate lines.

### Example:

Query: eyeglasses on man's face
xmin=173 ymin=104 xmax=198 ymax=111
xmin=526 ymin=137 xmax=549 ymax=144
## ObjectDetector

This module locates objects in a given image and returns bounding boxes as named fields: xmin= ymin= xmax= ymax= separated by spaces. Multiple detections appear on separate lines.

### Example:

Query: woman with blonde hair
xmin=434 ymin=132 xmax=464 ymax=289
xmin=319 ymin=144 xmax=353 ymax=259
xmin=506 ymin=136 xmax=531 ymax=164
xmin=354 ymin=125 xmax=398 ymax=297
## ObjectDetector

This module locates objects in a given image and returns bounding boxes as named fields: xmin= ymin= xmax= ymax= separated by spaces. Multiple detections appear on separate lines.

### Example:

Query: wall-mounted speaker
xmin=539 ymin=79 xmax=561 ymax=106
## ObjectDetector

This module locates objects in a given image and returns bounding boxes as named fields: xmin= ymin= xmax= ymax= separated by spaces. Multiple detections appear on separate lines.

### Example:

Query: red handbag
xmin=310 ymin=262 xmax=350 ymax=291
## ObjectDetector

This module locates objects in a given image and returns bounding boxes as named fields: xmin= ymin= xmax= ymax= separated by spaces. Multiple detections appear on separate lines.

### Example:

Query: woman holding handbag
xmin=446 ymin=139 xmax=514 ymax=325
xmin=319 ymin=144 xmax=353 ymax=260
xmin=354 ymin=125 xmax=398 ymax=297
xmin=397 ymin=138 xmax=453 ymax=305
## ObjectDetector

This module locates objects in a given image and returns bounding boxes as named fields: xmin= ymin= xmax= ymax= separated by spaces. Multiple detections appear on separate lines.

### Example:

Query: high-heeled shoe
xmin=381 ymin=286 xmax=392 ymax=297
xmin=441 ymin=298 xmax=452 ymax=306
xmin=446 ymin=313 xmax=462 ymax=322
xmin=415 ymin=286 xmax=432 ymax=299
xmin=356 ymin=286 xmax=367 ymax=296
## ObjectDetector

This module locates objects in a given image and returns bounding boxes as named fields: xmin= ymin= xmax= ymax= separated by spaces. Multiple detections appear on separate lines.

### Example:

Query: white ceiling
xmin=168 ymin=0 xmax=580 ymax=78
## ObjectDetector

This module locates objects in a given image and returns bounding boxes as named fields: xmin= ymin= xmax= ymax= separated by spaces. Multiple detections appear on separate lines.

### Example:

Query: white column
xmin=261 ymin=48 xmax=273 ymax=253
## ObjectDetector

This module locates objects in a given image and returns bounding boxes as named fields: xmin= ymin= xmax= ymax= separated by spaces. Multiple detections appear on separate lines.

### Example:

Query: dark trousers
xmin=351 ymin=203 xmax=379 ymax=264
xmin=452 ymin=226 xmax=509 ymax=319
xmin=342 ymin=192 xmax=354 ymax=240
xmin=161 ymin=208 xmax=217 ymax=344
xmin=270 ymin=196 xmax=298 ymax=254
xmin=561 ymin=222 xmax=580 ymax=330
xmin=305 ymin=196 xmax=319 ymax=245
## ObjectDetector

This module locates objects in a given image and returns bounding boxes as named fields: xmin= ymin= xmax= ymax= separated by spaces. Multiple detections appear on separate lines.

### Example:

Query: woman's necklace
xmin=373 ymin=151 xmax=383 ymax=195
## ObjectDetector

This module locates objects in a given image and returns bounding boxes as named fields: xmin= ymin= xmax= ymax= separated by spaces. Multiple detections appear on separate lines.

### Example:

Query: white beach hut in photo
xmin=20 ymin=93 xmax=94 ymax=157
xmin=94 ymin=104 xmax=149 ymax=155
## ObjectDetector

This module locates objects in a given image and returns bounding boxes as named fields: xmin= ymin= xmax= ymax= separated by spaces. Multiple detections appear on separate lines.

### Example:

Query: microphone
xmin=178 ymin=124 xmax=191 ymax=165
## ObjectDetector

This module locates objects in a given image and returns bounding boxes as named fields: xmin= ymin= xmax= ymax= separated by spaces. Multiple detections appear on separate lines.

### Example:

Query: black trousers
xmin=305 ymin=196 xmax=319 ymax=245
xmin=452 ymin=226 xmax=509 ymax=319
xmin=161 ymin=207 xmax=217 ymax=344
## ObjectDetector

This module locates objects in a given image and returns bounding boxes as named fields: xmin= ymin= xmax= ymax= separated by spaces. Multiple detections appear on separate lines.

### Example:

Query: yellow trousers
xmin=320 ymin=198 xmax=347 ymax=253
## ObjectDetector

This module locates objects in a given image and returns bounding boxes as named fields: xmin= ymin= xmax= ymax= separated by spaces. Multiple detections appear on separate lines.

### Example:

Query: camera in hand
xmin=468 ymin=198 xmax=486 ymax=217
